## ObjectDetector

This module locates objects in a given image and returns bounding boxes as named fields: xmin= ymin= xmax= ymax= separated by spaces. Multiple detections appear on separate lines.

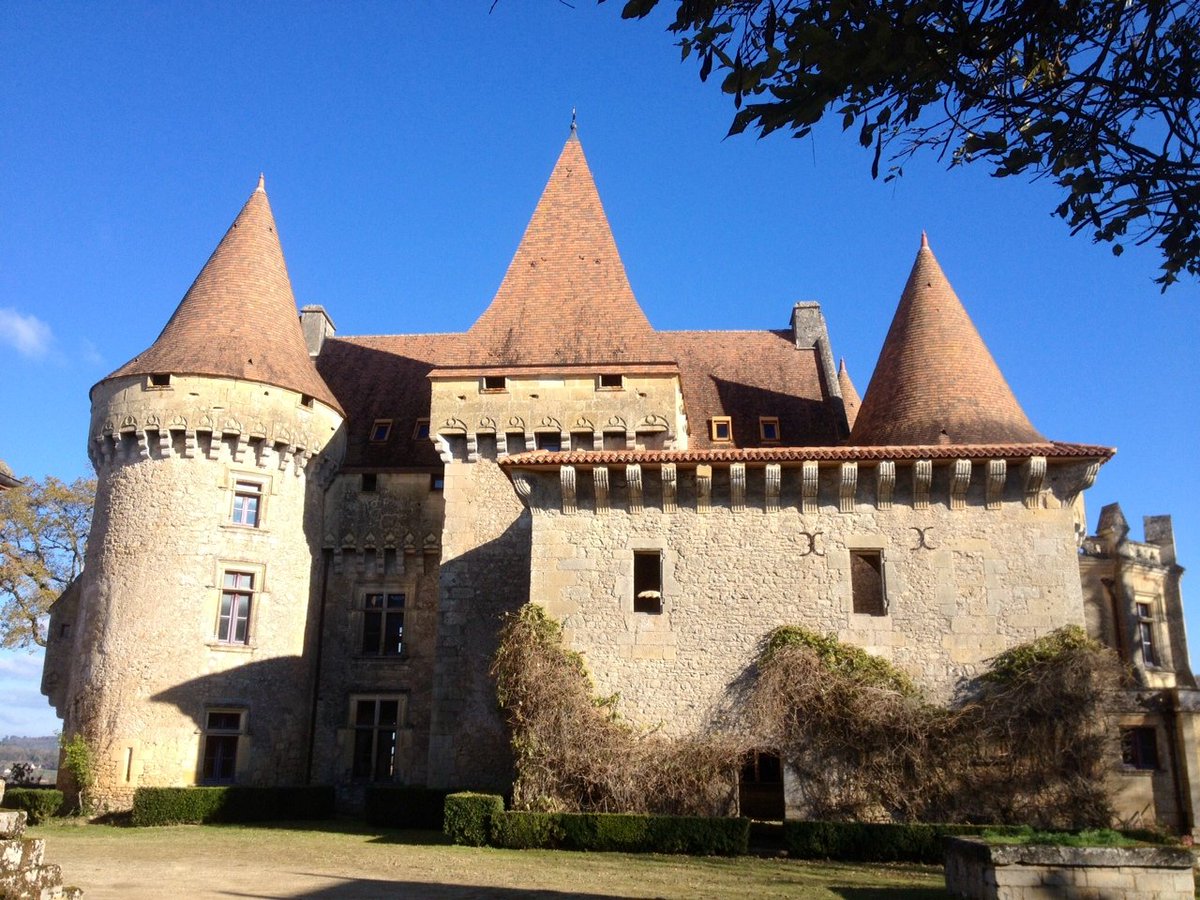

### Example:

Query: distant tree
xmin=0 ymin=477 xmax=94 ymax=648
xmin=614 ymin=0 xmax=1200 ymax=288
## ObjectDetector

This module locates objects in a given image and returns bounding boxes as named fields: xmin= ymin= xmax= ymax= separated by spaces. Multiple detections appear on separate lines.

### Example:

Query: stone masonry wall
xmin=55 ymin=374 xmax=343 ymax=810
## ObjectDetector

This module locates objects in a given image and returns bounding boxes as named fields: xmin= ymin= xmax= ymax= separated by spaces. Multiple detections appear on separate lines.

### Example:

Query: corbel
xmin=593 ymin=466 xmax=609 ymax=515
xmin=838 ymin=461 xmax=857 ymax=513
xmin=876 ymin=460 xmax=895 ymax=510
xmin=950 ymin=458 xmax=971 ymax=511
xmin=626 ymin=464 xmax=643 ymax=514
xmin=1022 ymin=456 xmax=1046 ymax=509
xmin=913 ymin=459 xmax=932 ymax=510
xmin=661 ymin=463 xmax=677 ymax=513
xmin=801 ymin=460 xmax=819 ymax=514
xmin=764 ymin=464 xmax=781 ymax=513
xmin=986 ymin=459 xmax=1006 ymax=510
xmin=696 ymin=464 xmax=712 ymax=514
xmin=730 ymin=463 xmax=746 ymax=512
xmin=560 ymin=465 xmax=577 ymax=515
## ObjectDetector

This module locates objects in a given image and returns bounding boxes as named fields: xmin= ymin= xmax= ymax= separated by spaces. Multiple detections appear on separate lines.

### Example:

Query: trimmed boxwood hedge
xmin=1 ymin=788 xmax=64 ymax=825
xmin=444 ymin=792 xmax=504 ymax=846
xmin=489 ymin=810 xmax=750 ymax=856
xmin=131 ymin=786 xmax=335 ymax=826
xmin=783 ymin=821 xmax=1028 ymax=863
xmin=364 ymin=786 xmax=450 ymax=830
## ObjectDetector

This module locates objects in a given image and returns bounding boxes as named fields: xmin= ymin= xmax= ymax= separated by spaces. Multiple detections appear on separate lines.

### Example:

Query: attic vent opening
xmin=300 ymin=394 xmax=315 ymax=408
xmin=597 ymin=374 xmax=624 ymax=390
xmin=481 ymin=375 xmax=507 ymax=393
xmin=149 ymin=373 xmax=172 ymax=388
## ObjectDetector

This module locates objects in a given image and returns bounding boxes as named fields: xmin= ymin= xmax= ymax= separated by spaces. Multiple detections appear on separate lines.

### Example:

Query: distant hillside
xmin=0 ymin=735 xmax=59 ymax=768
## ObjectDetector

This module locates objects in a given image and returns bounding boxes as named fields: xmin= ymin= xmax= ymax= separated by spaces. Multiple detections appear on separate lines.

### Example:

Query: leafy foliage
xmin=443 ymin=792 xmax=505 ymax=846
xmin=1 ymin=788 xmax=64 ymax=825
xmin=616 ymin=0 xmax=1200 ymax=287
xmin=130 ymin=786 xmax=335 ymax=826
xmin=0 ymin=476 xmax=94 ymax=648
xmin=492 ymin=604 xmax=743 ymax=815
xmin=783 ymin=820 xmax=1027 ymax=863
xmin=58 ymin=733 xmax=96 ymax=816
xmin=489 ymin=809 xmax=751 ymax=854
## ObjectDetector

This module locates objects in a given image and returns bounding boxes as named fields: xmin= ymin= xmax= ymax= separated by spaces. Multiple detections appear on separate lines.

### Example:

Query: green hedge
xmin=444 ymin=793 xmax=504 ymax=846
xmin=490 ymin=811 xmax=750 ymax=856
xmin=1 ymin=788 xmax=64 ymax=825
xmin=364 ymin=786 xmax=450 ymax=830
xmin=783 ymin=821 xmax=1028 ymax=863
xmin=131 ymin=786 xmax=334 ymax=826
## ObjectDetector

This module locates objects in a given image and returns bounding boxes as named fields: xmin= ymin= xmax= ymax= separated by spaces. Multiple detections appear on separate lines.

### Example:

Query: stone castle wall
xmin=53 ymin=373 xmax=343 ymax=809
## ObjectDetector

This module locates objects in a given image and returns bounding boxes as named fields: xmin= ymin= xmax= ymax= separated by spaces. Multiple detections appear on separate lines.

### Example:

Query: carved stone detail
xmin=1022 ymin=456 xmax=1047 ymax=509
xmin=728 ymin=463 xmax=746 ymax=512
xmin=764 ymin=464 xmax=781 ymax=513
xmin=593 ymin=466 xmax=610 ymax=515
xmin=512 ymin=474 xmax=532 ymax=503
xmin=876 ymin=460 xmax=896 ymax=510
xmin=627 ymin=464 xmax=643 ymax=513
xmin=839 ymin=462 xmax=857 ymax=513
xmin=950 ymin=459 xmax=972 ymax=511
xmin=986 ymin=459 xmax=1006 ymax=510
xmin=912 ymin=460 xmax=933 ymax=509
xmin=561 ymin=466 xmax=577 ymax=515
xmin=661 ymin=463 xmax=677 ymax=513
xmin=801 ymin=461 xmax=819 ymax=514
xmin=696 ymin=464 xmax=712 ymax=515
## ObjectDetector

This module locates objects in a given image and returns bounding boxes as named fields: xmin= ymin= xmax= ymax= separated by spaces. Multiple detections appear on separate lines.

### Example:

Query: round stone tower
xmin=57 ymin=178 xmax=345 ymax=810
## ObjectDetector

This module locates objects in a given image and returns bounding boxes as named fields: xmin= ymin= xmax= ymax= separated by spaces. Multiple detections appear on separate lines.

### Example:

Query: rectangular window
xmin=1136 ymin=602 xmax=1157 ymax=666
xmin=633 ymin=551 xmax=663 ymax=614
xmin=851 ymin=550 xmax=886 ymax=616
xmin=149 ymin=373 xmax=171 ymax=388
xmin=602 ymin=430 xmax=626 ymax=450
xmin=361 ymin=473 xmax=378 ymax=493
xmin=370 ymin=419 xmax=392 ymax=442
xmin=570 ymin=431 xmax=594 ymax=451
xmin=217 ymin=571 xmax=254 ymax=644
xmin=597 ymin=374 xmax=624 ymax=390
xmin=430 ymin=473 xmax=445 ymax=492
xmin=362 ymin=592 xmax=405 ymax=656
xmin=201 ymin=709 xmax=244 ymax=784
xmin=1121 ymin=726 xmax=1159 ymax=770
xmin=536 ymin=432 xmax=562 ymax=452
xmin=351 ymin=697 xmax=403 ymax=781
xmin=231 ymin=480 xmax=263 ymax=527
xmin=504 ymin=431 xmax=527 ymax=455
xmin=710 ymin=416 xmax=733 ymax=442
xmin=413 ymin=418 xmax=430 ymax=440
xmin=300 ymin=394 xmax=314 ymax=408
xmin=481 ymin=375 xmax=507 ymax=392
xmin=759 ymin=417 xmax=781 ymax=443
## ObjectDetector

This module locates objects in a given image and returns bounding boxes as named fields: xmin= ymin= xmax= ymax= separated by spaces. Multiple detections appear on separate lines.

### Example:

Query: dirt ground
xmin=29 ymin=820 xmax=948 ymax=899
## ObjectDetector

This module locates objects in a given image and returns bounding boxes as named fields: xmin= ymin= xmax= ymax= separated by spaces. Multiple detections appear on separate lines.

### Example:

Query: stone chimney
xmin=300 ymin=305 xmax=335 ymax=356
xmin=1144 ymin=515 xmax=1177 ymax=567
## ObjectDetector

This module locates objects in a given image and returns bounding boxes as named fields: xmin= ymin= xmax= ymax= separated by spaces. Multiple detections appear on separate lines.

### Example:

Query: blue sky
xmin=1 ymin=2 xmax=1196 ymax=736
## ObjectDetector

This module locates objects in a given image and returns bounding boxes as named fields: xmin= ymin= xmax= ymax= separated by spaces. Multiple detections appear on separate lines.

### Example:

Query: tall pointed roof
xmin=837 ymin=358 xmax=862 ymax=430
xmin=459 ymin=131 xmax=672 ymax=368
xmin=101 ymin=180 xmax=342 ymax=412
xmin=850 ymin=235 xmax=1043 ymax=446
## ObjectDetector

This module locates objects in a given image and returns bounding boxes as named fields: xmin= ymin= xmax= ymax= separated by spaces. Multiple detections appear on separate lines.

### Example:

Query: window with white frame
xmin=201 ymin=708 xmax=245 ymax=784
xmin=217 ymin=571 xmax=255 ymax=644
xmin=351 ymin=696 xmax=405 ymax=781
xmin=231 ymin=480 xmax=263 ymax=527
xmin=362 ymin=592 xmax=405 ymax=656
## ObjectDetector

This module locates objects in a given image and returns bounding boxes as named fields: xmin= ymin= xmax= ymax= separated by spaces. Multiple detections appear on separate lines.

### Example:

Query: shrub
xmin=1 ymin=788 xmax=64 ymax=825
xmin=444 ymin=793 xmax=504 ymax=846
xmin=59 ymin=734 xmax=96 ymax=815
xmin=783 ymin=821 xmax=1027 ymax=864
xmin=489 ymin=810 xmax=750 ymax=855
xmin=490 ymin=810 xmax=566 ymax=849
xmin=131 ymin=786 xmax=334 ymax=826
xmin=364 ymin=786 xmax=450 ymax=830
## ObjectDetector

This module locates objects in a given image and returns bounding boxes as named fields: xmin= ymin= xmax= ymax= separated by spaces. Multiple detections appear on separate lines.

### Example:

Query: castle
xmin=40 ymin=129 xmax=1200 ymax=830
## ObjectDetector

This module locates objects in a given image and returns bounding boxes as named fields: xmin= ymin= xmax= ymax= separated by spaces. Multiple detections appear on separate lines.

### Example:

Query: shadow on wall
xmin=710 ymin=377 xmax=840 ymax=447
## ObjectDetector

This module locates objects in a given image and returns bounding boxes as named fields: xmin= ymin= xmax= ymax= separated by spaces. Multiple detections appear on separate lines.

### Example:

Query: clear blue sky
xmin=1 ymin=2 xmax=1197 ymax=736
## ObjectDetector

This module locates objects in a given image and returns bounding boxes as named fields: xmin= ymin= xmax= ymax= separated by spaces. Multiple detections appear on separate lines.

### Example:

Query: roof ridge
xmin=100 ymin=180 xmax=342 ymax=413
xmin=849 ymin=236 xmax=1042 ymax=446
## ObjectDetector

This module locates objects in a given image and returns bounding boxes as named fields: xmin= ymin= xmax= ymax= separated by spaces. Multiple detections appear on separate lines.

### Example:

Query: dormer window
xmin=481 ymin=375 xmax=507 ymax=393
xmin=413 ymin=419 xmax=431 ymax=439
xmin=710 ymin=417 xmax=733 ymax=443
xmin=370 ymin=420 xmax=392 ymax=443
xmin=759 ymin=417 xmax=780 ymax=443
xmin=597 ymin=374 xmax=624 ymax=390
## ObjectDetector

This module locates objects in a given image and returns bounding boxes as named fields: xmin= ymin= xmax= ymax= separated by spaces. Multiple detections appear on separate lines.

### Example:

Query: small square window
xmin=710 ymin=417 xmax=733 ymax=443
xmin=850 ymin=550 xmax=886 ymax=616
xmin=481 ymin=375 xmax=507 ymax=392
xmin=633 ymin=551 xmax=663 ymax=614
xmin=505 ymin=432 xmax=528 ymax=455
xmin=759 ymin=417 xmax=781 ymax=443
xmin=1121 ymin=726 xmax=1159 ymax=770
xmin=300 ymin=394 xmax=315 ymax=408
xmin=413 ymin=419 xmax=431 ymax=440
xmin=571 ymin=431 xmax=594 ymax=451
xmin=149 ymin=373 xmax=172 ymax=388
xmin=597 ymin=374 xmax=624 ymax=390
xmin=602 ymin=430 xmax=627 ymax=451
xmin=361 ymin=473 xmax=378 ymax=493
xmin=536 ymin=432 xmax=562 ymax=452
xmin=370 ymin=420 xmax=393 ymax=442
xmin=231 ymin=480 xmax=263 ymax=527
xmin=430 ymin=474 xmax=444 ymax=492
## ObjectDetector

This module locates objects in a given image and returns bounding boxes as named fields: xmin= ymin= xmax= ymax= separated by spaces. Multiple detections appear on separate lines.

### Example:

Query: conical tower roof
xmin=837 ymin=358 xmax=862 ymax=430
xmin=850 ymin=235 xmax=1042 ymax=446
xmin=101 ymin=179 xmax=342 ymax=412
xmin=461 ymin=130 xmax=671 ymax=368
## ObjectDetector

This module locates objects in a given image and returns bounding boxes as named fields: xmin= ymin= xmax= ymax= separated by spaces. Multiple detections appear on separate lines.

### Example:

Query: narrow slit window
xmin=850 ymin=550 xmax=886 ymax=616
xmin=633 ymin=551 xmax=663 ymax=614
xmin=1136 ymin=601 xmax=1157 ymax=666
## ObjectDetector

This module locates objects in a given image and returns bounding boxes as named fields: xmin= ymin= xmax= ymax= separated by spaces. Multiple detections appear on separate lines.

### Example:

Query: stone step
xmin=0 ymin=812 xmax=27 ymax=841
xmin=0 ymin=839 xmax=44 ymax=874
xmin=0 ymin=862 xmax=63 ymax=900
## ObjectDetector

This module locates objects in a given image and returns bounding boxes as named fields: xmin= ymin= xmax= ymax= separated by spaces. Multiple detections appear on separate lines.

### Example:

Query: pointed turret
xmin=462 ymin=131 xmax=670 ymax=367
xmin=850 ymin=235 xmax=1043 ymax=446
xmin=837 ymin=358 xmax=862 ymax=430
xmin=101 ymin=180 xmax=342 ymax=412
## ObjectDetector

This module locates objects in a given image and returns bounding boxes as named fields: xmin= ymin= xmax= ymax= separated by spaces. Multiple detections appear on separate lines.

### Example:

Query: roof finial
xmin=570 ymin=107 xmax=577 ymax=133
xmin=256 ymin=173 xmax=266 ymax=193
xmin=920 ymin=230 xmax=929 ymax=250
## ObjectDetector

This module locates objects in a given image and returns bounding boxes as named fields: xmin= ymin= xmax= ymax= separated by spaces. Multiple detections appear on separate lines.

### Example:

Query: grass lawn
xmin=30 ymin=818 xmax=949 ymax=899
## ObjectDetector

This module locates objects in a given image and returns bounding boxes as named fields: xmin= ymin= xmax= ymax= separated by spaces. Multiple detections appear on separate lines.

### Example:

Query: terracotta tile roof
xmin=837 ymin=358 xmax=862 ymax=430
xmin=499 ymin=441 xmax=1115 ymax=468
xmin=657 ymin=330 xmax=841 ymax=448
xmin=850 ymin=235 xmax=1043 ymax=446
xmin=101 ymin=180 xmax=342 ymax=413
xmin=316 ymin=334 xmax=462 ymax=469
xmin=457 ymin=133 xmax=672 ymax=368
